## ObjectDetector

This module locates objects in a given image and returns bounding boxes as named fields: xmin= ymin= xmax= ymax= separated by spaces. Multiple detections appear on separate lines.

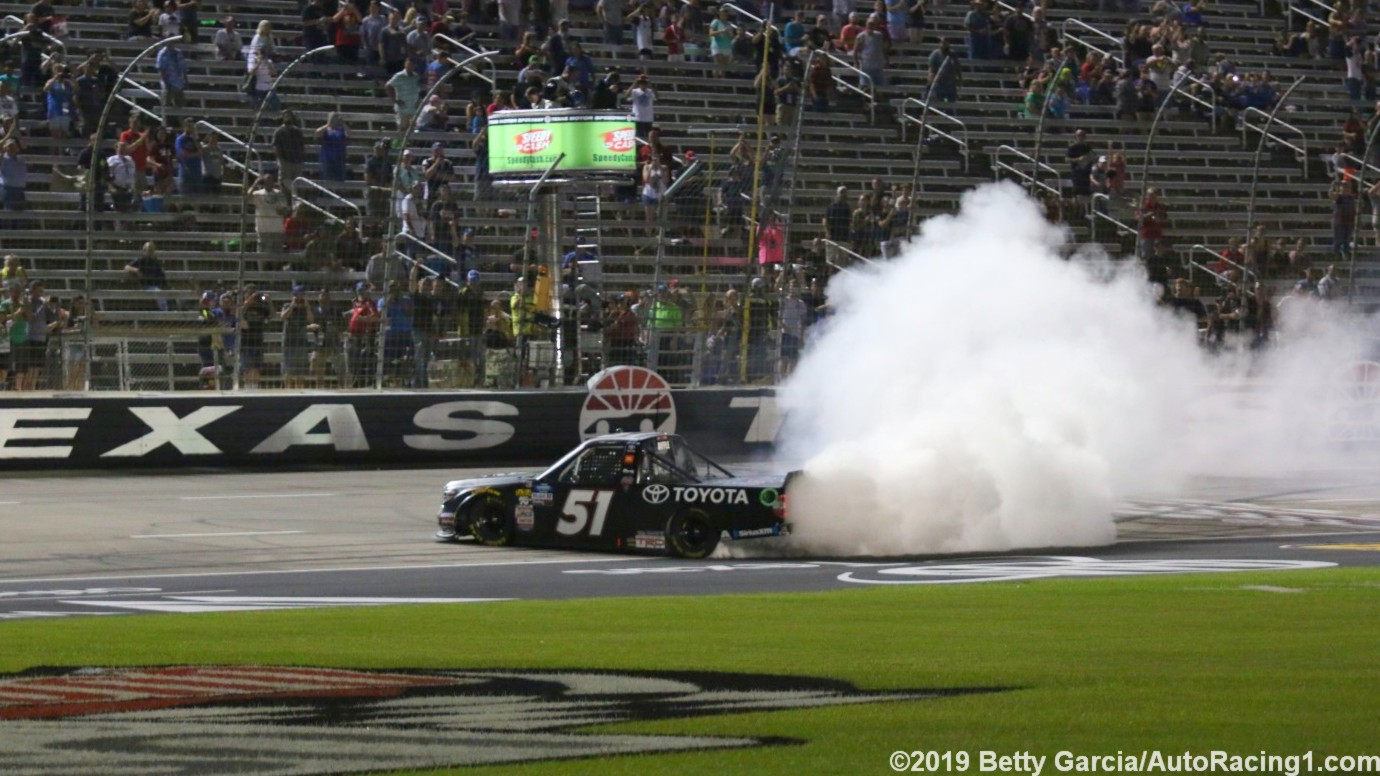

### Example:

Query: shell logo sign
xmin=602 ymin=128 xmax=635 ymax=153
xmin=515 ymin=129 xmax=554 ymax=154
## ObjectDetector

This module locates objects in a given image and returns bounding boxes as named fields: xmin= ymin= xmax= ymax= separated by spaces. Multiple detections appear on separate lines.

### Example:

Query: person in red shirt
xmin=839 ymin=12 xmax=864 ymax=53
xmin=117 ymin=113 xmax=149 ymax=191
xmin=1138 ymin=187 xmax=1169 ymax=259
xmin=663 ymin=17 xmax=685 ymax=62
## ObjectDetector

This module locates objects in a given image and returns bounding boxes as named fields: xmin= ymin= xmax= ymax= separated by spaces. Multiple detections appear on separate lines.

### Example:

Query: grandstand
xmin=0 ymin=0 xmax=1369 ymax=390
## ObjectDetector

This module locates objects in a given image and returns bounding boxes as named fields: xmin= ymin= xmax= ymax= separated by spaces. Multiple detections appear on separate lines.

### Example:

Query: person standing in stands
xmin=272 ymin=111 xmax=305 ymax=192
xmin=155 ymin=40 xmax=189 ymax=117
xmin=360 ymin=2 xmax=388 ymax=75
xmin=333 ymin=2 xmax=363 ymax=65
xmin=310 ymin=288 xmax=344 ymax=386
xmin=175 ymin=118 xmax=202 ymax=195
xmin=597 ymin=0 xmax=627 ymax=46
xmin=43 ymin=64 xmax=75 ymax=141
xmin=387 ymin=57 xmax=423 ymax=130
xmin=627 ymin=74 xmax=656 ymax=140
xmin=106 ymin=140 xmax=137 ymax=213
xmin=409 ymin=266 xmax=441 ymax=388
xmin=239 ymin=291 xmax=272 ymax=389
xmin=315 ymin=113 xmax=350 ymax=181
xmin=302 ymin=0 xmax=330 ymax=51
xmin=853 ymin=16 xmax=888 ymax=90
xmin=280 ymin=284 xmax=317 ymax=389
xmin=248 ymin=171 xmax=289 ymax=260
xmin=378 ymin=11 xmax=407 ymax=76
xmin=0 ymin=138 xmax=27 ymax=217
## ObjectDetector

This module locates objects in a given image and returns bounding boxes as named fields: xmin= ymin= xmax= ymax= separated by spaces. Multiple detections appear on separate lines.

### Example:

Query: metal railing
xmin=392 ymin=238 xmax=462 ymax=289
xmin=1186 ymin=258 xmax=1235 ymax=287
xmin=431 ymin=33 xmax=498 ymax=87
xmin=992 ymin=144 xmax=1062 ymax=196
xmin=1060 ymin=18 xmax=1121 ymax=63
xmin=994 ymin=1 xmax=1035 ymax=21
xmin=394 ymin=234 xmax=463 ymax=288
xmin=1286 ymin=0 xmax=1331 ymax=28
xmin=1171 ymin=69 xmax=1218 ymax=122
xmin=722 ymin=2 xmax=777 ymax=31
xmin=195 ymin=120 xmax=262 ymax=180
xmin=1241 ymin=107 xmax=1309 ymax=176
xmin=0 ymin=19 xmax=67 ymax=69
xmin=1338 ymin=152 xmax=1380 ymax=181
xmin=822 ymin=50 xmax=877 ymax=125
xmin=291 ymin=176 xmax=362 ymax=220
xmin=1189 ymin=243 xmax=1255 ymax=282
xmin=899 ymin=97 xmax=969 ymax=172
xmin=1088 ymin=193 xmax=1138 ymax=237
xmin=821 ymin=238 xmax=880 ymax=267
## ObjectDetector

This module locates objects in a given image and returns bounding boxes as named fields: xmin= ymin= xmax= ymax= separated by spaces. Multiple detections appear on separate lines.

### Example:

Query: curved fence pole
xmin=1350 ymin=112 xmax=1380 ymax=305
xmin=1244 ymin=76 xmax=1305 ymax=300
xmin=1133 ymin=69 xmax=1192 ymax=261
xmin=379 ymin=50 xmax=497 ymax=390
xmin=83 ymin=35 xmax=182 ymax=391
xmin=909 ymin=54 xmax=955 ymax=234
xmin=233 ymin=44 xmax=336 ymax=390
xmin=1028 ymin=54 xmax=1074 ymax=195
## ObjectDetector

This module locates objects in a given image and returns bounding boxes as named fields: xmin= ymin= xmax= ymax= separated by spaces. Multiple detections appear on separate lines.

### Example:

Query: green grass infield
xmin=3 ymin=567 xmax=1379 ymax=775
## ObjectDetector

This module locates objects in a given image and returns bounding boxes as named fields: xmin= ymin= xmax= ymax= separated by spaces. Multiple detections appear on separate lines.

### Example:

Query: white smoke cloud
xmin=771 ymin=182 xmax=1373 ymax=557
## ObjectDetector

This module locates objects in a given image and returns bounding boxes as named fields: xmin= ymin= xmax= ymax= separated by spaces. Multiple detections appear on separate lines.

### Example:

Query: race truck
xmin=436 ymin=432 xmax=792 ymax=558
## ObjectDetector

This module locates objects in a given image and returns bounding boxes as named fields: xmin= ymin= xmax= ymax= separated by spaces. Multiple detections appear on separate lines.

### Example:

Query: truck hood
xmin=443 ymin=472 xmax=538 ymax=494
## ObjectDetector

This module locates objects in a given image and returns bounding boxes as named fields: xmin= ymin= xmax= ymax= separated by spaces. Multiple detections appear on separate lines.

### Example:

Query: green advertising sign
xmin=487 ymin=111 xmax=637 ymax=176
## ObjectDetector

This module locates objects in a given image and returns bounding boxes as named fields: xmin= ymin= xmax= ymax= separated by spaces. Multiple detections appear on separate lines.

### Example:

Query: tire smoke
xmin=773 ymin=182 xmax=1368 ymax=557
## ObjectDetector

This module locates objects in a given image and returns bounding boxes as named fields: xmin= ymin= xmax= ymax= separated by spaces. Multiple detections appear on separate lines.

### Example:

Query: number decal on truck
xmin=557 ymin=489 xmax=613 ymax=536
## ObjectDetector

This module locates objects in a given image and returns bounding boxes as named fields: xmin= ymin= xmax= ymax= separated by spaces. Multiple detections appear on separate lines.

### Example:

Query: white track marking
xmin=180 ymin=493 xmax=336 ymax=501
xmin=0 ymin=555 xmax=646 ymax=585
xmin=131 ymin=530 xmax=306 ymax=539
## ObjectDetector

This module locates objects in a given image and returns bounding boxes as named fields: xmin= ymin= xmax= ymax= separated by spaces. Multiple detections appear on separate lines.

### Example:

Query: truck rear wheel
xmin=666 ymin=509 xmax=720 ymax=559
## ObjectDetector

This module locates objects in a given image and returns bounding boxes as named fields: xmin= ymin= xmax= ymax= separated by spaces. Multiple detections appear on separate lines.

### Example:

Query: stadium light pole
xmin=82 ymin=35 xmax=182 ymax=390
xmin=513 ymin=153 xmax=566 ymax=389
xmin=1028 ymin=53 xmax=1074 ymax=195
xmin=909 ymin=52 xmax=955 ymax=228
xmin=231 ymin=44 xmax=335 ymax=390
xmin=740 ymin=2 xmax=776 ymax=385
xmin=1244 ymin=75 xmax=1305 ymax=300
xmin=1349 ymin=109 xmax=1380 ymax=305
xmin=371 ymin=50 xmax=494 ymax=390
xmin=1133 ymin=68 xmax=1193 ymax=260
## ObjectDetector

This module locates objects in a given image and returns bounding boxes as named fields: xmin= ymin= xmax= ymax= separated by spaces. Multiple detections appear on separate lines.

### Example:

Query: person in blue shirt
xmin=561 ymin=244 xmax=597 ymax=286
xmin=155 ymin=42 xmax=189 ymax=114
xmin=783 ymin=10 xmax=807 ymax=59
xmin=43 ymin=64 xmax=75 ymax=140
xmin=377 ymin=279 xmax=414 ymax=383
xmin=315 ymin=112 xmax=350 ymax=181
xmin=175 ymin=118 xmax=203 ymax=194
xmin=562 ymin=42 xmax=595 ymax=95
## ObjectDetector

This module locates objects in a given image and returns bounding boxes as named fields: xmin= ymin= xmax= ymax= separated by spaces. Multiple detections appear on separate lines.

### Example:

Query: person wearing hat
xmin=248 ymin=171 xmax=289 ymax=262
xmin=626 ymin=74 xmax=656 ymax=140
xmin=517 ymin=55 xmax=548 ymax=91
xmin=454 ymin=268 xmax=486 ymax=386
xmin=280 ymin=284 xmax=317 ymax=389
xmin=422 ymin=142 xmax=453 ymax=205
xmin=196 ymin=290 xmax=220 ymax=383
xmin=386 ymin=57 xmax=422 ymax=130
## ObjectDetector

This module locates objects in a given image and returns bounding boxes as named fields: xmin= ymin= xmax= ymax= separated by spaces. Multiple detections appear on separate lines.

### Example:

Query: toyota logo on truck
xmin=602 ymin=128 xmax=635 ymax=152
xmin=515 ymin=129 xmax=554 ymax=154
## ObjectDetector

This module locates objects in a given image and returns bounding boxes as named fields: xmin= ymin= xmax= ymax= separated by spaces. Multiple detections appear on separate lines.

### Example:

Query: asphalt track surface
xmin=3 ymin=466 xmax=1380 ymax=619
